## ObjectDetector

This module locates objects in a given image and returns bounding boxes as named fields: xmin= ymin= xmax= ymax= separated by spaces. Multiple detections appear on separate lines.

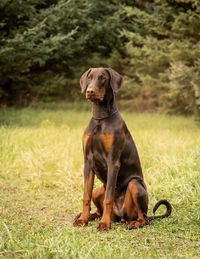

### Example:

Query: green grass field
xmin=0 ymin=105 xmax=200 ymax=258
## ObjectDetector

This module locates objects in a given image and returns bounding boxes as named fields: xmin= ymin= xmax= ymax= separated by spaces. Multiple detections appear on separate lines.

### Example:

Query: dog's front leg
xmin=97 ymin=161 xmax=120 ymax=231
xmin=74 ymin=161 xmax=94 ymax=227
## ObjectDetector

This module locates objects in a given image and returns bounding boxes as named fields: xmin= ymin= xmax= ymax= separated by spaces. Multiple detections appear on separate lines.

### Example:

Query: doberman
xmin=73 ymin=68 xmax=172 ymax=231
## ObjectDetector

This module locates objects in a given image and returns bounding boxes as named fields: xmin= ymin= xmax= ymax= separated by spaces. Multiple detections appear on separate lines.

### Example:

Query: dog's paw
xmin=97 ymin=221 xmax=111 ymax=231
xmin=126 ymin=220 xmax=148 ymax=230
xmin=73 ymin=218 xmax=88 ymax=227
xmin=74 ymin=213 xmax=82 ymax=221
xmin=126 ymin=220 xmax=138 ymax=230
xmin=88 ymin=212 xmax=101 ymax=221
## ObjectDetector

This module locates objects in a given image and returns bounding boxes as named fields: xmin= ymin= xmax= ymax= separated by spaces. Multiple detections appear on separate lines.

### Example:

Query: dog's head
xmin=80 ymin=68 xmax=123 ymax=103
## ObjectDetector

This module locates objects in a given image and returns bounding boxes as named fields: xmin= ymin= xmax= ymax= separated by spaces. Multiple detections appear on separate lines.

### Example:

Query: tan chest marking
xmin=100 ymin=133 xmax=114 ymax=153
xmin=82 ymin=134 xmax=91 ymax=151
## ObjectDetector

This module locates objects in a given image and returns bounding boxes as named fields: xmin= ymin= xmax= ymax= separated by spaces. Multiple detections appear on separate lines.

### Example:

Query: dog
xmin=73 ymin=67 xmax=172 ymax=231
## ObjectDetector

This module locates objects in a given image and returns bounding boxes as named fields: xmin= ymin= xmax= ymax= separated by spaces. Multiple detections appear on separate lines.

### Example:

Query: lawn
xmin=0 ymin=105 xmax=200 ymax=258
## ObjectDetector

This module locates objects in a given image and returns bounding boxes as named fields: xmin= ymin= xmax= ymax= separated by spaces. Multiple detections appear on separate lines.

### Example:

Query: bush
xmin=0 ymin=0 xmax=200 ymax=118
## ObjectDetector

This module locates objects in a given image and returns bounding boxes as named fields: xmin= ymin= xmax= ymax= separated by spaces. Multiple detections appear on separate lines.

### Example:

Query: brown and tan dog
xmin=73 ymin=68 xmax=172 ymax=231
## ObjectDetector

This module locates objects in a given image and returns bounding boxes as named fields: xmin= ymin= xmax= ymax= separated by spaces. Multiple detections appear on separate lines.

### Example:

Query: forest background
xmin=1 ymin=0 xmax=200 ymax=116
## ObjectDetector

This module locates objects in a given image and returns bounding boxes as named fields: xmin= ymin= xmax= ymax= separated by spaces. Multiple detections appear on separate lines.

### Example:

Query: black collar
xmin=92 ymin=110 xmax=118 ymax=120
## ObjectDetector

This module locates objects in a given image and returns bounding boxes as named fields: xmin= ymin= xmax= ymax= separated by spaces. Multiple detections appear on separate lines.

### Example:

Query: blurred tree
xmin=0 ymin=0 xmax=121 ymax=105
xmin=0 ymin=0 xmax=200 ymax=117
xmin=109 ymin=0 xmax=200 ymax=115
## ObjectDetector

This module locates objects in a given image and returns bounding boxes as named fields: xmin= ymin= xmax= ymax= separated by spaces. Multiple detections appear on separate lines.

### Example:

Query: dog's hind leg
xmin=123 ymin=180 xmax=149 ymax=229
xmin=88 ymin=185 xmax=105 ymax=221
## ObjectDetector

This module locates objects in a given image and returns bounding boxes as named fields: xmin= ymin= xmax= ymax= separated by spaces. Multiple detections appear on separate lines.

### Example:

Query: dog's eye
xmin=99 ymin=75 xmax=105 ymax=81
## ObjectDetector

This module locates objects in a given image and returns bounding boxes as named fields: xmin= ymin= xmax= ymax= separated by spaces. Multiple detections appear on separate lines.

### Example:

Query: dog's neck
xmin=92 ymin=95 xmax=117 ymax=120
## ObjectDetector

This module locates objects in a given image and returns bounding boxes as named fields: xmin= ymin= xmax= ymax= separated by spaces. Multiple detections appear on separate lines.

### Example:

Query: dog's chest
xmin=83 ymin=127 xmax=114 ymax=154
xmin=83 ymin=130 xmax=114 ymax=183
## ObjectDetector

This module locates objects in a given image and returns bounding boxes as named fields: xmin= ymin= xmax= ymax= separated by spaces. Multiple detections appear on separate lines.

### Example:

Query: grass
xmin=0 ymin=104 xmax=200 ymax=258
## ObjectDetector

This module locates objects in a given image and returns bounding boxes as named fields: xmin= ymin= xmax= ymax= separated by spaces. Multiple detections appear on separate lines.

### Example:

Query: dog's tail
xmin=148 ymin=199 xmax=172 ymax=221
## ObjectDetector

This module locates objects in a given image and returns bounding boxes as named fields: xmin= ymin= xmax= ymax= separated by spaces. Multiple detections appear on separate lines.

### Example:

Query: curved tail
xmin=148 ymin=200 xmax=172 ymax=221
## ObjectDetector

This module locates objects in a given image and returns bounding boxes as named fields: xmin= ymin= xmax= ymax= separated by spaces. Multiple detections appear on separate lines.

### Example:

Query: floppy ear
xmin=106 ymin=68 xmax=123 ymax=93
xmin=80 ymin=68 xmax=93 ymax=93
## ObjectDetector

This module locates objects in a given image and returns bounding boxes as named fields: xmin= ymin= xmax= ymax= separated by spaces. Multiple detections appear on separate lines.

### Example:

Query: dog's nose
xmin=86 ymin=88 xmax=94 ymax=95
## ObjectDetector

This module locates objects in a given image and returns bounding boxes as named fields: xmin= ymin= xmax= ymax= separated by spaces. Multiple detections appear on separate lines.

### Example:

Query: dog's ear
xmin=80 ymin=68 xmax=93 ymax=93
xmin=106 ymin=68 xmax=123 ymax=93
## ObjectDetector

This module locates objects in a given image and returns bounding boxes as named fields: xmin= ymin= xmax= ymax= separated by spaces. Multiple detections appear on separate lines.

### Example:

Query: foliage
xmin=109 ymin=0 xmax=200 ymax=115
xmin=164 ymin=60 xmax=200 ymax=114
xmin=0 ymin=0 xmax=120 ymax=105
xmin=0 ymin=0 xmax=200 ymax=116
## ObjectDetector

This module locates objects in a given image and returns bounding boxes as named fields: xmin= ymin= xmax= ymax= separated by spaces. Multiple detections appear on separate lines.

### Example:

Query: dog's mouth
xmin=86 ymin=94 xmax=104 ymax=103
